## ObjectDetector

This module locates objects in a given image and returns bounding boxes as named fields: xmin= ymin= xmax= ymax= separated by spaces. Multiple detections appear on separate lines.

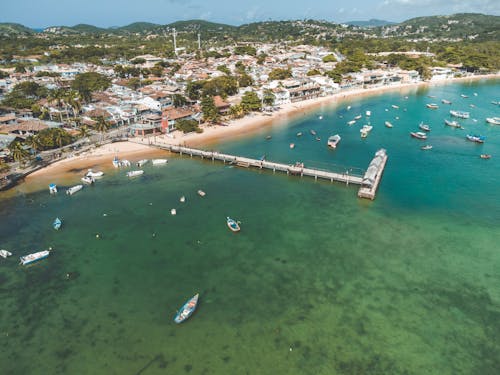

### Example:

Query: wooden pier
xmin=357 ymin=149 xmax=388 ymax=200
xmin=129 ymin=140 xmax=387 ymax=199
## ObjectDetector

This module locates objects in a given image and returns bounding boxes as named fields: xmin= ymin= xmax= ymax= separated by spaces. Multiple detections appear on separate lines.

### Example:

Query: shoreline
xmin=5 ymin=73 xmax=500 ymax=195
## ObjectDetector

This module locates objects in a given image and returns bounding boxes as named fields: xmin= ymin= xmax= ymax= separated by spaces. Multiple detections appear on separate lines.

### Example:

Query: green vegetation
xmin=186 ymin=76 xmax=238 ymax=100
xmin=201 ymin=95 xmax=219 ymax=123
xmin=241 ymin=91 xmax=261 ymax=112
xmin=172 ymin=94 xmax=188 ymax=108
xmin=175 ymin=119 xmax=202 ymax=133
xmin=268 ymin=68 xmax=292 ymax=81
xmin=234 ymin=46 xmax=257 ymax=56
xmin=30 ymin=128 xmax=74 ymax=150
xmin=307 ymin=69 xmax=321 ymax=76
xmin=262 ymin=89 xmax=276 ymax=107
xmin=1 ymin=81 xmax=48 ymax=110
xmin=71 ymin=72 xmax=111 ymax=102
xmin=322 ymin=54 xmax=337 ymax=63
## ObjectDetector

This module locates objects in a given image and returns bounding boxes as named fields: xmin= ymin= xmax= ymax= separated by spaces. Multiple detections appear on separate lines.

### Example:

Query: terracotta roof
xmin=0 ymin=120 xmax=49 ymax=133
xmin=213 ymin=95 xmax=230 ymax=109
xmin=85 ymin=108 xmax=113 ymax=119
xmin=162 ymin=107 xmax=195 ymax=121
xmin=0 ymin=114 xmax=16 ymax=123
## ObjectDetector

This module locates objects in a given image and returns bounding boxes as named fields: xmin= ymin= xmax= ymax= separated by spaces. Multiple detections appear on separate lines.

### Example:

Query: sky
xmin=2 ymin=0 xmax=499 ymax=28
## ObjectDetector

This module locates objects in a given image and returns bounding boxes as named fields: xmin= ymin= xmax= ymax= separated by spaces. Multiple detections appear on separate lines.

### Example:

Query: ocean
xmin=1 ymin=79 xmax=499 ymax=374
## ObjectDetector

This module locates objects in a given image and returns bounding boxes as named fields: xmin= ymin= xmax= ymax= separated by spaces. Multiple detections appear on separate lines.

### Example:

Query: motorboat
xmin=385 ymin=121 xmax=393 ymax=128
xmin=347 ymin=105 xmax=351 ymax=110
xmin=136 ymin=159 xmax=148 ymax=167
xmin=174 ymin=294 xmax=199 ymax=324
xmin=466 ymin=134 xmax=485 ymax=143
xmin=347 ymin=120 xmax=356 ymax=126
xmin=86 ymin=169 xmax=104 ymax=178
xmin=19 ymin=250 xmax=50 ymax=266
xmin=485 ymin=117 xmax=500 ymax=125
xmin=112 ymin=156 xmax=121 ymax=168
xmin=360 ymin=125 xmax=373 ymax=138
xmin=318 ymin=115 xmax=323 ymax=120
xmin=296 ymin=132 xmax=302 ymax=137
xmin=421 ymin=145 xmax=433 ymax=150
xmin=81 ymin=176 xmax=94 ymax=184
xmin=53 ymin=217 xmax=62 ymax=230
xmin=152 ymin=159 xmax=168 ymax=165
xmin=180 ymin=196 xmax=186 ymax=203
xmin=290 ymin=143 xmax=295 ymax=149
xmin=66 ymin=185 xmax=83 ymax=195
xmin=310 ymin=129 xmax=317 ymax=136
xmin=227 ymin=217 xmax=241 ymax=232
xmin=327 ymin=134 xmax=341 ymax=148
xmin=442 ymin=99 xmax=452 ymax=104
xmin=121 ymin=160 xmax=131 ymax=167
xmin=410 ymin=132 xmax=427 ymax=140
xmin=391 ymin=105 xmax=399 ymax=109
xmin=461 ymin=94 xmax=469 ymax=98
xmin=49 ymin=183 xmax=57 ymax=194
xmin=354 ymin=115 xmax=362 ymax=120
xmin=198 ymin=190 xmax=206 ymax=197
xmin=126 ymin=170 xmax=144 ymax=177
xmin=171 ymin=209 xmax=177 ymax=216
xmin=450 ymin=110 xmax=470 ymax=119
xmin=444 ymin=119 xmax=462 ymax=128
xmin=366 ymin=110 xmax=371 ymax=116
xmin=0 ymin=249 xmax=12 ymax=259
xmin=419 ymin=122 xmax=431 ymax=132
xmin=480 ymin=154 xmax=491 ymax=159
xmin=426 ymin=103 xmax=439 ymax=109
xmin=113 ymin=157 xmax=131 ymax=168
xmin=265 ymin=135 xmax=272 ymax=140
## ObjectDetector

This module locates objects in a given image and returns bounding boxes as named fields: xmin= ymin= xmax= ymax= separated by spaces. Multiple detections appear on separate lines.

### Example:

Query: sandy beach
xmin=17 ymin=73 xmax=500 ymax=188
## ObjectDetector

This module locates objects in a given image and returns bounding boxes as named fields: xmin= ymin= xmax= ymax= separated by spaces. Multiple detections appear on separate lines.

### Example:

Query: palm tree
xmin=94 ymin=116 xmax=110 ymax=142
xmin=8 ymin=141 xmax=30 ymax=166
xmin=78 ymin=125 xmax=91 ymax=139
xmin=48 ymin=88 xmax=66 ymax=123
xmin=65 ymin=90 xmax=82 ymax=119
xmin=53 ymin=129 xmax=64 ymax=149
xmin=25 ymin=135 xmax=42 ymax=155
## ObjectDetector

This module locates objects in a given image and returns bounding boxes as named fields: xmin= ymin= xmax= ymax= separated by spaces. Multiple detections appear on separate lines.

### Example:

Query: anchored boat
xmin=20 ymin=250 xmax=51 ymax=266
xmin=53 ymin=217 xmax=62 ymax=230
xmin=81 ymin=176 xmax=94 ymax=184
xmin=136 ymin=159 xmax=148 ymax=167
xmin=444 ymin=119 xmax=463 ymax=128
xmin=385 ymin=121 xmax=393 ymax=128
xmin=49 ymin=183 xmax=57 ymax=194
xmin=174 ymin=294 xmax=199 ymax=324
xmin=227 ymin=217 xmax=241 ymax=232
xmin=0 ymin=249 xmax=12 ymax=259
xmin=426 ymin=103 xmax=439 ymax=109
xmin=152 ymin=159 xmax=168 ymax=165
xmin=466 ymin=134 xmax=485 ymax=144
xmin=86 ymin=169 xmax=104 ymax=178
xmin=126 ymin=170 xmax=144 ymax=178
xmin=450 ymin=110 xmax=470 ymax=119
xmin=410 ymin=132 xmax=427 ymax=140
xmin=66 ymin=185 xmax=83 ymax=195
xmin=327 ymin=134 xmax=341 ymax=148
xmin=485 ymin=117 xmax=500 ymax=125
xmin=419 ymin=122 xmax=431 ymax=132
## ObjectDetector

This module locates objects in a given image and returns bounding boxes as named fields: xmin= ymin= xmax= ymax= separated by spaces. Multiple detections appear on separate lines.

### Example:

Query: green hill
xmin=0 ymin=23 xmax=34 ymax=36
xmin=116 ymin=22 xmax=160 ymax=33
xmin=347 ymin=19 xmax=395 ymax=28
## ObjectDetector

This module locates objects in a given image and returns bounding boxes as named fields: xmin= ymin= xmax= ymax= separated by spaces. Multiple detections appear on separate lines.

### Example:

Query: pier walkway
xmin=129 ymin=139 xmax=387 ymax=199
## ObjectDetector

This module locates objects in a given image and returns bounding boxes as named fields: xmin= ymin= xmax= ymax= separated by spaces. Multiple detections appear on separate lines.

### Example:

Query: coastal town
xmin=0 ymin=14 xmax=499 ymax=190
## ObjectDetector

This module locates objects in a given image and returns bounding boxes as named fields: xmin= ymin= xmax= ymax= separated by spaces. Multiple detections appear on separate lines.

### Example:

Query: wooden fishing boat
xmin=173 ymin=294 xmax=199 ymax=324
xmin=327 ymin=134 xmax=341 ymax=148
xmin=227 ymin=217 xmax=241 ymax=232
xmin=426 ymin=103 xmax=439 ymax=109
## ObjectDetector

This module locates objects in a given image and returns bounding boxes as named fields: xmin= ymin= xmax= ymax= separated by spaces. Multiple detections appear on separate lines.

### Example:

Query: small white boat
xmin=49 ymin=183 xmax=57 ymax=194
xmin=426 ymin=103 xmax=439 ymax=109
xmin=53 ymin=217 xmax=62 ymax=230
xmin=366 ymin=110 xmax=371 ymax=116
xmin=310 ymin=129 xmax=317 ymax=136
xmin=347 ymin=120 xmax=356 ymax=126
xmin=121 ymin=160 xmax=131 ymax=167
xmin=485 ymin=117 xmax=500 ymax=125
xmin=81 ymin=176 xmax=94 ymax=184
xmin=318 ymin=115 xmax=323 ymax=120
xmin=198 ymin=190 xmax=206 ymax=197
xmin=450 ymin=110 xmax=470 ymax=119
xmin=391 ymin=105 xmax=399 ymax=109
xmin=86 ymin=169 xmax=104 ymax=178
xmin=473 ymin=93 xmax=478 ymax=96
xmin=410 ymin=132 xmax=427 ymax=140
xmin=171 ymin=208 xmax=177 ymax=216
xmin=112 ymin=156 xmax=121 ymax=168
xmin=419 ymin=122 xmax=431 ymax=132
xmin=0 ymin=249 xmax=12 ymax=259
xmin=20 ymin=250 xmax=50 ymax=266
xmin=66 ymin=184 xmax=83 ymax=195
xmin=385 ymin=121 xmax=393 ymax=128
xmin=227 ymin=217 xmax=241 ymax=232
xmin=354 ymin=115 xmax=362 ymax=120
xmin=136 ymin=159 xmax=148 ymax=167
xmin=152 ymin=159 xmax=168 ymax=165
xmin=174 ymin=293 xmax=199 ymax=324
xmin=461 ymin=94 xmax=469 ymax=98
xmin=445 ymin=119 xmax=463 ymax=128
xmin=442 ymin=99 xmax=452 ymax=104
xmin=180 ymin=196 xmax=186 ymax=203
xmin=327 ymin=134 xmax=341 ymax=148
xmin=290 ymin=143 xmax=295 ymax=149
xmin=296 ymin=132 xmax=302 ymax=137
xmin=421 ymin=145 xmax=433 ymax=150
xmin=126 ymin=170 xmax=144 ymax=178
xmin=347 ymin=105 xmax=351 ymax=110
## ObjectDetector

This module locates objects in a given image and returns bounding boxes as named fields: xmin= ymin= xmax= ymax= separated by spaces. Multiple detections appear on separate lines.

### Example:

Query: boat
xmin=347 ymin=105 xmax=351 ymax=110
xmin=421 ymin=145 xmax=433 ymax=150
xmin=366 ymin=110 xmax=371 ymax=116
xmin=296 ymin=132 xmax=302 ymax=137
xmin=171 ymin=208 xmax=177 ymax=216
xmin=327 ymin=134 xmax=341 ymax=148
xmin=354 ymin=115 xmax=362 ymax=120
xmin=53 ymin=217 xmax=62 ymax=230
xmin=444 ymin=119 xmax=463 ymax=128
xmin=152 ymin=159 xmax=168 ymax=165
xmin=290 ymin=143 xmax=295 ymax=149
xmin=136 ymin=159 xmax=148 ymax=167
xmin=81 ymin=176 xmax=94 ymax=184
xmin=49 ymin=183 xmax=57 ymax=194
xmin=0 ymin=249 xmax=12 ymax=259
xmin=180 ymin=196 xmax=186 ymax=203
xmin=121 ymin=160 xmax=131 ymax=167
xmin=361 ymin=125 xmax=373 ymax=132
xmin=347 ymin=120 xmax=356 ymax=126
xmin=426 ymin=103 xmax=439 ymax=109
xmin=315 ymin=137 xmax=321 ymax=141
xmin=318 ymin=115 xmax=323 ymax=120
xmin=473 ymin=93 xmax=478 ymax=97
xmin=227 ymin=217 xmax=241 ymax=232
xmin=265 ymin=135 xmax=272 ymax=140
xmin=419 ymin=122 xmax=431 ymax=132
xmin=86 ymin=169 xmax=104 ymax=178
xmin=198 ymin=190 xmax=206 ymax=197
xmin=66 ymin=184 xmax=83 ymax=195
xmin=112 ymin=156 xmax=121 ymax=168
xmin=450 ymin=110 xmax=470 ymax=119
xmin=485 ymin=117 xmax=500 ymax=125
xmin=427 ymin=95 xmax=436 ymax=98
xmin=461 ymin=94 xmax=469 ymax=98
xmin=391 ymin=105 xmax=399 ymax=109
xmin=491 ymin=101 xmax=499 ymax=105
xmin=19 ymin=250 xmax=50 ymax=266
xmin=480 ymin=154 xmax=491 ymax=159
xmin=466 ymin=134 xmax=485 ymax=143
xmin=310 ymin=129 xmax=317 ymax=136
xmin=410 ymin=132 xmax=427 ymax=140
xmin=173 ymin=293 xmax=199 ymax=324
xmin=442 ymin=99 xmax=452 ymax=104
xmin=126 ymin=170 xmax=144 ymax=177
xmin=385 ymin=121 xmax=393 ymax=128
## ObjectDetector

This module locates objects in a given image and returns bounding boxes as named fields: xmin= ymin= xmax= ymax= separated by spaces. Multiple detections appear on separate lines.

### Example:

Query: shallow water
xmin=1 ymin=79 xmax=499 ymax=374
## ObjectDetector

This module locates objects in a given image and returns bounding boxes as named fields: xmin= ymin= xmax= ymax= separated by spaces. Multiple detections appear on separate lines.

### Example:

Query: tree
xmin=94 ymin=116 xmax=110 ymax=141
xmin=257 ymin=53 xmax=267 ymax=65
xmin=201 ymin=95 xmax=219 ymax=123
xmin=127 ymin=77 xmax=141 ymax=90
xmin=263 ymin=89 xmax=275 ymax=107
xmin=25 ymin=135 xmax=41 ymax=155
xmin=238 ymin=73 xmax=253 ymax=88
xmin=8 ymin=141 xmax=30 ymax=166
xmin=307 ymin=69 xmax=321 ymax=76
xmin=78 ymin=125 xmax=91 ymax=139
xmin=229 ymin=104 xmax=246 ymax=119
xmin=71 ymin=72 xmax=111 ymax=103
xmin=175 ymin=119 xmax=202 ymax=133
xmin=217 ymin=65 xmax=231 ymax=75
xmin=172 ymin=94 xmax=187 ymax=108
xmin=268 ymin=68 xmax=292 ymax=81
xmin=65 ymin=90 xmax=82 ymax=118
xmin=131 ymin=58 xmax=146 ymax=65
xmin=234 ymin=46 xmax=257 ymax=56
xmin=241 ymin=91 xmax=261 ymax=112
xmin=322 ymin=54 xmax=337 ymax=63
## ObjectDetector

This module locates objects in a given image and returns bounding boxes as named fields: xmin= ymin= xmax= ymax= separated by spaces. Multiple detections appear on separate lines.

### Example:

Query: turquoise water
xmin=1 ymin=79 xmax=500 ymax=374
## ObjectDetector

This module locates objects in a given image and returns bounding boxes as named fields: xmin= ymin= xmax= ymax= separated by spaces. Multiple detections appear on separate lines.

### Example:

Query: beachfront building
xmin=161 ymin=107 xmax=197 ymax=133
xmin=430 ymin=67 xmax=455 ymax=81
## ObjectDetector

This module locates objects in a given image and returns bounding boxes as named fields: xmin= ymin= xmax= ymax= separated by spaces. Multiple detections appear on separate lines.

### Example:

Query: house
xmin=213 ymin=96 xmax=231 ymax=115
xmin=161 ymin=107 xmax=197 ymax=133
xmin=0 ymin=114 xmax=17 ymax=126
xmin=0 ymin=119 xmax=49 ymax=137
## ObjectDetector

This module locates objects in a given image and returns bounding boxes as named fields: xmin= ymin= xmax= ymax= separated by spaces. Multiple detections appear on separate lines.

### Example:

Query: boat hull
xmin=20 ymin=250 xmax=50 ymax=266
xmin=174 ymin=294 xmax=199 ymax=324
